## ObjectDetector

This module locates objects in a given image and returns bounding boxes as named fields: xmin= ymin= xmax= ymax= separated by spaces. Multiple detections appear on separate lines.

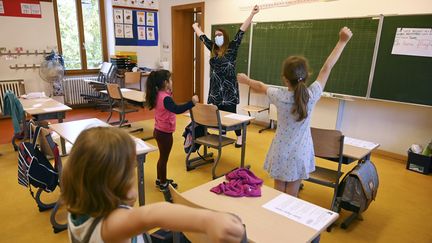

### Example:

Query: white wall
xmin=159 ymin=0 xmax=432 ymax=155
xmin=0 ymin=2 xmax=57 ymax=94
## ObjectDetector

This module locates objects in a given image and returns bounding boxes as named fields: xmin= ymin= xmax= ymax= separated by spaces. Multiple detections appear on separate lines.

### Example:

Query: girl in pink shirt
xmin=146 ymin=70 xmax=199 ymax=191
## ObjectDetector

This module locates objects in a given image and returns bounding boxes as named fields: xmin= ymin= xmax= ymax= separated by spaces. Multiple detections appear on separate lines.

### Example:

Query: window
xmin=54 ymin=0 xmax=107 ymax=73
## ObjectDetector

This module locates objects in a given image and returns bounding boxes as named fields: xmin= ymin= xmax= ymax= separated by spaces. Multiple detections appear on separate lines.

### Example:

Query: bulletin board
xmin=113 ymin=7 xmax=158 ymax=46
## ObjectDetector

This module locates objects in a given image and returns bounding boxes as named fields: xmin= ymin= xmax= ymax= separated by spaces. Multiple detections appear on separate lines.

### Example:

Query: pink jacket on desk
xmin=154 ymin=90 xmax=176 ymax=133
xmin=210 ymin=168 xmax=263 ymax=197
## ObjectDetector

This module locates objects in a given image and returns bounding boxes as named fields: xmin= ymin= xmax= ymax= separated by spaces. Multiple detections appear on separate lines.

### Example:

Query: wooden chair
xmin=81 ymin=62 xmax=115 ymax=110
xmin=186 ymin=103 xmax=236 ymax=179
xmin=106 ymin=83 xmax=143 ymax=133
xmin=305 ymin=127 xmax=345 ymax=212
xmin=29 ymin=123 xmax=67 ymax=233
xmin=124 ymin=71 xmax=142 ymax=91
xmin=241 ymin=87 xmax=270 ymax=133
xmin=167 ymin=185 xmax=209 ymax=243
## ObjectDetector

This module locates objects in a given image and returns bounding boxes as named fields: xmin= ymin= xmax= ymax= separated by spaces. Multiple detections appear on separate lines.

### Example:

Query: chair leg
xmin=106 ymin=109 xmax=113 ymax=123
xmin=50 ymin=200 xmax=67 ymax=233
xmin=211 ymin=148 xmax=223 ymax=179
xmin=259 ymin=120 xmax=273 ymax=133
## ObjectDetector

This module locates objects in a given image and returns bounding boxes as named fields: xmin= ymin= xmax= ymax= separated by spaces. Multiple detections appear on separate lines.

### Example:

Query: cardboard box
xmin=406 ymin=149 xmax=432 ymax=174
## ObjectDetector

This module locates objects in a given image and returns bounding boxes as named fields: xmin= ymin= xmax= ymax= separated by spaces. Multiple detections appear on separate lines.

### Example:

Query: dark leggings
xmin=216 ymin=104 xmax=241 ymax=136
xmin=154 ymin=129 xmax=173 ymax=184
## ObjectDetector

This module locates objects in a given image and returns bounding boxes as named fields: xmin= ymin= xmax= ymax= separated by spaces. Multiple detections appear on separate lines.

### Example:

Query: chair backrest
xmin=124 ymin=71 xmax=141 ymax=84
xmin=190 ymin=103 xmax=220 ymax=128
xmin=106 ymin=83 xmax=123 ymax=100
xmin=98 ymin=62 xmax=114 ymax=83
xmin=168 ymin=185 xmax=210 ymax=242
xmin=311 ymin=127 xmax=344 ymax=159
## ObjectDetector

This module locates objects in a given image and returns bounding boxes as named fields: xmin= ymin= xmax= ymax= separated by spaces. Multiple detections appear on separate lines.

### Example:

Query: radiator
xmin=0 ymin=79 xmax=25 ymax=115
xmin=62 ymin=76 xmax=99 ymax=105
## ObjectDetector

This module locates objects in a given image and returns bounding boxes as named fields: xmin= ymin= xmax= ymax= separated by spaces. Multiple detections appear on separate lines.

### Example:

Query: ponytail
xmin=145 ymin=70 xmax=171 ymax=110
xmin=292 ymin=80 xmax=310 ymax=121
xmin=282 ymin=56 xmax=311 ymax=121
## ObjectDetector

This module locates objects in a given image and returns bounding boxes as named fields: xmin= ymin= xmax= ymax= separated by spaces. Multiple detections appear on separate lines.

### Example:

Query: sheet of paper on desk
xmin=134 ymin=138 xmax=150 ymax=151
xmin=345 ymin=137 xmax=379 ymax=150
xmin=224 ymin=114 xmax=251 ymax=121
xmin=43 ymin=105 xmax=70 ymax=112
xmin=262 ymin=194 xmax=338 ymax=231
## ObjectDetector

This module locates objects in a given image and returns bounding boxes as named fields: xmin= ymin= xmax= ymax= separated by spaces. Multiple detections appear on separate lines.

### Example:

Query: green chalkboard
xmin=211 ymin=24 xmax=250 ymax=74
xmin=371 ymin=15 xmax=432 ymax=106
xmin=250 ymin=17 xmax=379 ymax=97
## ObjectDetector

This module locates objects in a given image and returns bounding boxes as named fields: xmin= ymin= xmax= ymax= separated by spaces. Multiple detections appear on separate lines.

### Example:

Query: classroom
xmin=0 ymin=0 xmax=431 ymax=242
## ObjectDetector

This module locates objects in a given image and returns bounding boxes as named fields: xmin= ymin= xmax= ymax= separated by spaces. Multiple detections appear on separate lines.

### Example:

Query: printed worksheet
xmin=146 ymin=27 xmax=155 ymax=40
xmin=30 ymin=4 xmax=41 ymax=15
xmin=262 ymin=194 xmax=338 ymax=231
xmin=146 ymin=12 xmax=155 ymax=26
xmin=345 ymin=137 xmax=379 ymax=150
xmin=224 ymin=113 xmax=251 ymax=121
xmin=137 ymin=26 xmax=146 ymax=40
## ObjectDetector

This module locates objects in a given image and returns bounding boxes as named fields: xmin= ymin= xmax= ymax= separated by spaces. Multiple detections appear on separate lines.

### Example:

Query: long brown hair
xmin=211 ymin=28 xmax=230 ymax=58
xmin=282 ymin=56 xmax=310 ymax=121
xmin=145 ymin=69 xmax=171 ymax=110
xmin=61 ymin=127 xmax=136 ymax=217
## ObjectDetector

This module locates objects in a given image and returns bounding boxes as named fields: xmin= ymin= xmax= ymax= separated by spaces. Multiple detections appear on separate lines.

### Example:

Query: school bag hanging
xmin=17 ymin=125 xmax=60 ymax=197
xmin=336 ymin=159 xmax=379 ymax=216
xmin=182 ymin=122 xmax=205 ymax=153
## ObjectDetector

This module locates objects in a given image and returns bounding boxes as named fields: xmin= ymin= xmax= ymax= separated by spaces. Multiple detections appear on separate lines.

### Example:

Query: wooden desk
xmin=182 ymin=178 xmax=338 ymax=243
xmin=49 ymin=118 xmax=157 ymax=206
xmin=343 ymin=137 xmax=380 ymax=162
xmin=20 ymin=97 xmax=72 ymax=154
xmin=100 ymin=88 xmax=146 ymax=105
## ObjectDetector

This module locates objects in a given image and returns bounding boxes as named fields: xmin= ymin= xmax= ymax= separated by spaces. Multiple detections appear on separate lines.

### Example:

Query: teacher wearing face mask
xmin=192 ymin=5 xmax=259 ymax=147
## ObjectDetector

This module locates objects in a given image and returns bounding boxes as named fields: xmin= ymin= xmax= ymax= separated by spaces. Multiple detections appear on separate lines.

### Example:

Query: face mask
xmin=215 ymin=35 xmax=224 ymax=47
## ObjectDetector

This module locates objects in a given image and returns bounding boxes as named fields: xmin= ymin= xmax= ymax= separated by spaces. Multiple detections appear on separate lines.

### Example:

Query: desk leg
xmin=240 ymin=123 xmax=247 ymax=168
xmin=137 ymin=153 xmax=146 ymax=206
xmin=58 ymin=115 xmax=67 ymax=156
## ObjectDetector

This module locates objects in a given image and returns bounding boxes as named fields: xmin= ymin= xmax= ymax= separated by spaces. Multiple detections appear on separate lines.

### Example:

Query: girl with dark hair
xmin=146 ymin=69 xmax=199 ymax=191
xmin=237 ymin=27 xmax=353 ymax=197
xmin=192 ymin=5 xmax=259 ymax=147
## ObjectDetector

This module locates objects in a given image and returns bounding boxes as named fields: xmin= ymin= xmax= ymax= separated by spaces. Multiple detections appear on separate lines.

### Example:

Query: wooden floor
xmin=0 ymin=108 xmax=431 ymax=243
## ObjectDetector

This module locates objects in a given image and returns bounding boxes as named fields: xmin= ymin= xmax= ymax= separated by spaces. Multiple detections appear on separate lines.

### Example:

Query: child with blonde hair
xmin=62 ymin=127 xmax=244 ymax=243
xmin=237 ymin=27 xmax=353 ymax=197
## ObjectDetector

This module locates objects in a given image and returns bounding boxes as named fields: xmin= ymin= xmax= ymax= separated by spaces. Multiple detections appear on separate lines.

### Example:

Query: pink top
xmin=154 ymin=90 xmax=176 ymax=133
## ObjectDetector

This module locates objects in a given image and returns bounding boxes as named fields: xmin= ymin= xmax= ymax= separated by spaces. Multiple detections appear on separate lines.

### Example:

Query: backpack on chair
xmin=18 ymin=125 xmax=60 ymax=201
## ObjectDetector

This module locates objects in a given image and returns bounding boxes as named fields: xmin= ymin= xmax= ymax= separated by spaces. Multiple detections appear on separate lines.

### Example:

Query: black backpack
xmin=18 ymin=126 xmax=60 ymax=196
xmin=182 ymin=122 xmax=205 ymax=153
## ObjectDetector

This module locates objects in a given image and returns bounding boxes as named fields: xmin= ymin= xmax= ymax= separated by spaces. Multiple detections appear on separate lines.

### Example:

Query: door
xmin=171 ymin=2 xmax=204 ymax=103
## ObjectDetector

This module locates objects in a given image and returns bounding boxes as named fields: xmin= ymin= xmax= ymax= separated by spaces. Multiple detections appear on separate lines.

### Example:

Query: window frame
xmin=53 ymin=0 xmax=108 ymax=75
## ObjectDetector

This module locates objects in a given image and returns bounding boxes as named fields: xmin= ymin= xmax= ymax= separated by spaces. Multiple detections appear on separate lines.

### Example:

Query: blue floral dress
xmin=264 ymin=81 xmax=323 ymax=181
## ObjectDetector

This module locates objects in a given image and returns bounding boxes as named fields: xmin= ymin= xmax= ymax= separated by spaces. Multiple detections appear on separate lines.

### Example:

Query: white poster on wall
xmin=114 ymin=9 xmax=123 ymax=23
xmin=115 ymin=24 xmax=124 ymax=38
xmin=146 ymin=12 xmax=155 ymax=26
xmin=124 ymin=9 xmax=133 ymax=24
xmin=124 ymin=24 xmax=133 ymax=38
xmin=146 ymin=27 xmax=155 ymax=40
xmin=137 ymin=11 xmax=145 ymax=25
xmin=391 ymin=28 xmax=432 ymax=58
xmin=30 ymin=4 xmax=41 ymax=15
xmin=137 ymin=26 xmax=146 ymax=40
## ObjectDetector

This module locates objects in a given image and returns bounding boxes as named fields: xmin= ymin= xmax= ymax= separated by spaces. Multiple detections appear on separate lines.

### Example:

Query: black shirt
xmin=199 ymin=29 xmax=245 ymax=106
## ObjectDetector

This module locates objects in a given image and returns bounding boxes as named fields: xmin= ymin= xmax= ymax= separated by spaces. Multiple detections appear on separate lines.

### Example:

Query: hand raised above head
xmin=251 ymin=5 xmax=260 ymax=15
xmin=339 ymin=27 xmax=353 ymax=43
xmin=192 ymin=22 xmax=200 ymax=29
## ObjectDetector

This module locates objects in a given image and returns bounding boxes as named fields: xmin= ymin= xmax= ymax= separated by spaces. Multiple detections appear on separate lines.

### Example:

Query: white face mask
xmin=215 ymin=35 xmax=224 ymax=47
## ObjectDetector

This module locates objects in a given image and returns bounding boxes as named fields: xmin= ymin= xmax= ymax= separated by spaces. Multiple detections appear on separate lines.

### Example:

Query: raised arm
xmin=237 ymin=73 xmax=268 ymax=94
xmin=103 ymin=202 xmax=245 ymax=243
xmin=240 ymin=5 xmax=259 ymax=31
xmin=316 ymin=27 xmax=353 ymax=89
xmin=192 ymin=22 xmax=205 ymax=37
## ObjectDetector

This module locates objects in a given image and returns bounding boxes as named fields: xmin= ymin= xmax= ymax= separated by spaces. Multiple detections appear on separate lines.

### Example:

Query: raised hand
xmin=192 ymin=95 xmax=199 ymax=104
xmin=339 ymin=27 xmax=353 ymax=43
xmin=237 ymin=73 xmax=249 ymax=85
xmin=251 ymin=5 xmax=260 ymax=15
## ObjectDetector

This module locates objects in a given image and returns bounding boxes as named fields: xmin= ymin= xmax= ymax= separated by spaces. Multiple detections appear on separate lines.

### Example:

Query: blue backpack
xmin=18 ymin=126 xmax=60 ymax=196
